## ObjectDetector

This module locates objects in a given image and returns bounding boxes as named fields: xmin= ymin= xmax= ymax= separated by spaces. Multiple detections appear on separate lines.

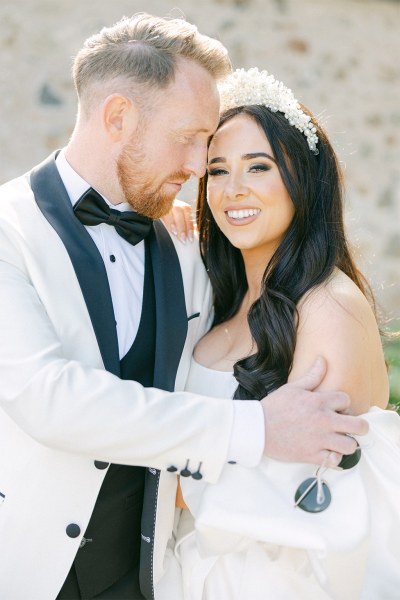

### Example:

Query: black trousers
xmin=56 ymin=564 xmax=145 ymax=600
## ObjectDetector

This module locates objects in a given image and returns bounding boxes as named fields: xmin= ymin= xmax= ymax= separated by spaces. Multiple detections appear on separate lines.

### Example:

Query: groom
xmin=0 ymin=12 xmax=367 ymax=600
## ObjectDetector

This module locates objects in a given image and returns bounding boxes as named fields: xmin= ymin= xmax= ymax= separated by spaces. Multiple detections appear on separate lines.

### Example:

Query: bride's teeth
xmin=227 ymin=209 xmax=260 ymax=219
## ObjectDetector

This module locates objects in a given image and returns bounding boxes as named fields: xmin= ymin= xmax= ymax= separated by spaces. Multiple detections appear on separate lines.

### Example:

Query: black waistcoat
xmin=72 ymin=242 xmax=156 ymax=598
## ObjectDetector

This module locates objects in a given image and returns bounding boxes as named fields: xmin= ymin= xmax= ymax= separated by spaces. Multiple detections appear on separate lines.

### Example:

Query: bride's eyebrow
xmin=208 ymin=156 xmax=226 ymax=165
xmin=208 ymin=152 xmax=276 ymax=165
xmin=243 ymin=152 xmax=276 ymax=163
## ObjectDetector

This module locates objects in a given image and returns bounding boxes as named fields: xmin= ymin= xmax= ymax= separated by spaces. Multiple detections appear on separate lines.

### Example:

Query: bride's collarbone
xmin=194 ymin=318 xmax=255 ymax=370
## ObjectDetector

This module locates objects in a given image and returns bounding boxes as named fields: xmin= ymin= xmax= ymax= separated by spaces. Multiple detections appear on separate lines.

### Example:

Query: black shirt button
xmin=94 ymin=460 xmax=109 ymax=470
xmin=110 ymin=254 xmax=116 ymax=263
xmin=167 ymin=465 xmax=178 ymax=473
xmin=66 ymin=523 xmax=81 ymax=538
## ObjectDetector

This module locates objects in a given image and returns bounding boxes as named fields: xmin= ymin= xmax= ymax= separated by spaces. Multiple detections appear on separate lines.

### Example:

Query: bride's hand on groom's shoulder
xmin=260 ymin=356 xmax=369 ymax=467
xmin=161 ymin=199 xmax=196 ymax=244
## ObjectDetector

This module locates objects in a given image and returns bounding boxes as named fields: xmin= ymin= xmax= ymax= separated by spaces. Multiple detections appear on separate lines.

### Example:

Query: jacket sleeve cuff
xmin=227 ymin=400 xmax=264 ymax=467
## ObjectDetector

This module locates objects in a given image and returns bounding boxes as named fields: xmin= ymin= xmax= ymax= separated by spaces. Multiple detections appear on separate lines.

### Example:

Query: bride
xmin=160 ymin=68 xmax=400 ymax=599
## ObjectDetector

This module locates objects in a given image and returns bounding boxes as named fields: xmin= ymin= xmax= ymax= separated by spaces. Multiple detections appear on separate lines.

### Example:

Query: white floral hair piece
xmin=218 ymin=68 xmax=319 ymax=155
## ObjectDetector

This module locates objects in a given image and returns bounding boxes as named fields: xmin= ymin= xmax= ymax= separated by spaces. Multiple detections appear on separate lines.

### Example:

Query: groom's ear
xmin=101 ymin=94 xmax=140 ymax=142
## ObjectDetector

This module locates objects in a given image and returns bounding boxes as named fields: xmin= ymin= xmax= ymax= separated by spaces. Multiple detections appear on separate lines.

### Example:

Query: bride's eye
xmin=249 ymin=164 xmax=270 ymax=173
xmin=208 ymin=167 xmax=228 ymax=176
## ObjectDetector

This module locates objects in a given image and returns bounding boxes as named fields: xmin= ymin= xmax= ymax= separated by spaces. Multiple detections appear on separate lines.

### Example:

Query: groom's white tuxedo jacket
xmin=0 ymin=154 xmax=234 ymax=599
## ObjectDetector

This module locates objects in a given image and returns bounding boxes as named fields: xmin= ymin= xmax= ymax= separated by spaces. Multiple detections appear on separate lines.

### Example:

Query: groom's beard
xmin=117 ymin=139 xmax=189 ymax=220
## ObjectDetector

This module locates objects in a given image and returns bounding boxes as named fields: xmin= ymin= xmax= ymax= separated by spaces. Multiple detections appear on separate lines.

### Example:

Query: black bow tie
xmin=73 ymin=188 xmax=152 ymax=246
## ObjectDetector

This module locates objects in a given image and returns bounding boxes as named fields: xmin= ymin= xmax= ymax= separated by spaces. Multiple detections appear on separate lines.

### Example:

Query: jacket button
xmin=66 ymin=523 xmax=81 ymax=538
xmin=180 ymin=459 xmax=191 ymax=477
xmin=192 ymin=462 xmax=203 ymax=480
xmin=94 ymin=460 xmax=109 ymax=470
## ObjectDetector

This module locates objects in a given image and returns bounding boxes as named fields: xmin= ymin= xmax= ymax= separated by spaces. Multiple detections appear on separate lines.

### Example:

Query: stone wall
xmin=1 ymin=0 xmax=399 ymax=321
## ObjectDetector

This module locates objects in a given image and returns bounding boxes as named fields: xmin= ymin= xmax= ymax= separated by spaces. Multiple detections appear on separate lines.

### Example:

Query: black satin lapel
xmin=29 ymin=153 xmax=120 ymax=376
xmin=149 ymin=221 xmax=188 ymax=391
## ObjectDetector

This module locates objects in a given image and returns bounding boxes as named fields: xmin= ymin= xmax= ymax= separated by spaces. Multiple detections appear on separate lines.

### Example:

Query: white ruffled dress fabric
xmin=162 ymin=359 xmax=400 ymax=600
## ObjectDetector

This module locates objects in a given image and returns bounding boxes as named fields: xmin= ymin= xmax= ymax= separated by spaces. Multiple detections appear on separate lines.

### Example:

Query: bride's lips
xmin=224 ymin=207 xmax=261 ymax=225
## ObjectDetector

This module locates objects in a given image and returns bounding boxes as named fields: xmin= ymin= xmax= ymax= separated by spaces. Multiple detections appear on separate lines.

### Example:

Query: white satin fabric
xmin=158 ymin=360 xmax=400 ymax=600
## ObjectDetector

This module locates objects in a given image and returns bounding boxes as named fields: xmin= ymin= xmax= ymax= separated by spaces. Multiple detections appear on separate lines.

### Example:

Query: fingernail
xmin=188 ymin=232 xmax=194 ymax=242
xmin=171 ymin=225 xmax=178 ymax=236
xmin=180 ymin=233 xmax=187 ymax=244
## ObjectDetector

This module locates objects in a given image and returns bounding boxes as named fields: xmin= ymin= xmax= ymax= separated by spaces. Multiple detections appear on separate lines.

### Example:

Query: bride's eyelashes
xmin=207 ymin=167 xmax=228 ymax=176
xmin=207 ymin=163 xmax=271 ymax=177
xmin=248 ymin=163 xmax=270 ymax=173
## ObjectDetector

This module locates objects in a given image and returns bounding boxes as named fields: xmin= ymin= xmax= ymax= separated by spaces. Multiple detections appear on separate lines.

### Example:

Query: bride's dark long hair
xmin=197 ymin=105 xmax=374 ymax=400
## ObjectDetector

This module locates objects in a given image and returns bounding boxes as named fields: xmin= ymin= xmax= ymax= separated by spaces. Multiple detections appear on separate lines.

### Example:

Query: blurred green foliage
xmin=385 ymin=333 xmax=400 ymax=413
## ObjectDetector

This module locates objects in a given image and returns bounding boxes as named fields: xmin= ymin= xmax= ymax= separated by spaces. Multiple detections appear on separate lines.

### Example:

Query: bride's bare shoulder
xmin=298 ymin=269 xmax=372 ymax=321
xmin=292 ymin=269 xmax=389 ymax=412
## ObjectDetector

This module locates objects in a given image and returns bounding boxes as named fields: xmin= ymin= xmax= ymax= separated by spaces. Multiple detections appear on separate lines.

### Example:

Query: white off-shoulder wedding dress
xmin=158 ymin=359 xmax=400 ymax=600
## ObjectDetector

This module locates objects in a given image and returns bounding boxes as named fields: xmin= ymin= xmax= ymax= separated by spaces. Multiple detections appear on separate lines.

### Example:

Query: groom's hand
xmin=260 ymin=356 xmax=368 ymax=467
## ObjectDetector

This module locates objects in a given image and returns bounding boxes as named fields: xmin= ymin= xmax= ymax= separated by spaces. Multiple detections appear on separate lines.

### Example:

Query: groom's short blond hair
xmin=72 ymin=12 xmax=232 ymax=116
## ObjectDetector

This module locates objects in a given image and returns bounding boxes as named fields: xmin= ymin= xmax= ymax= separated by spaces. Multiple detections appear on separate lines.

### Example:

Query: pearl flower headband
xmin=218 ymin=68 xmax=319 ymax=155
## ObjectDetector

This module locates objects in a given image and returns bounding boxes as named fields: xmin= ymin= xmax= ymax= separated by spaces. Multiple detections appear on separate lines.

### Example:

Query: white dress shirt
xmin=55 ymin=150 xmax=264 ymax=467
